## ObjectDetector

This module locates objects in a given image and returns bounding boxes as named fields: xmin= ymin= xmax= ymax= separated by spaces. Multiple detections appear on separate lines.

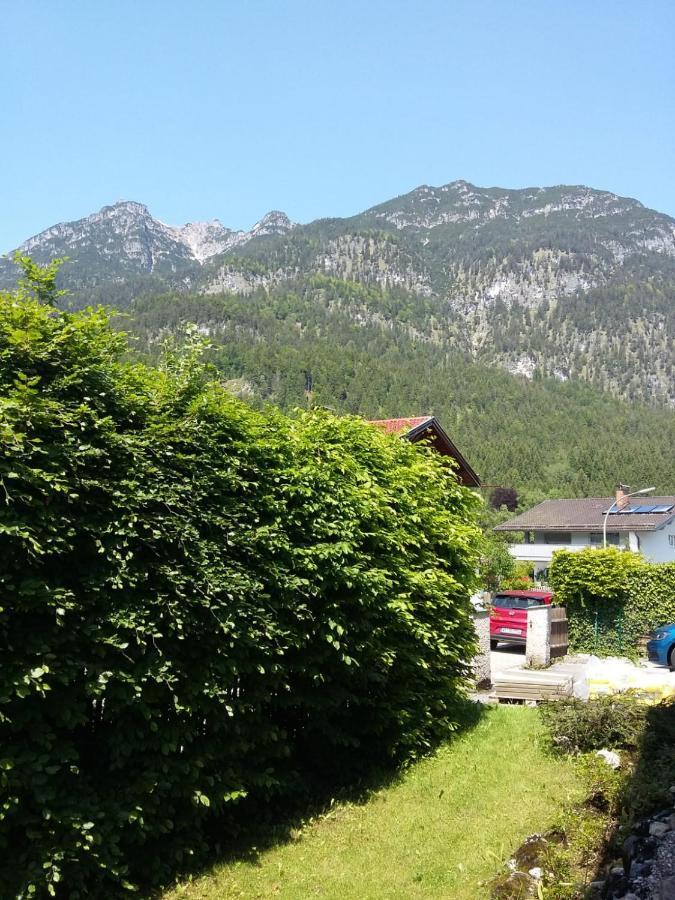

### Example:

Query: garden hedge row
xmin=549 ymin=547 xmax=675 ymax=655
xmin=0 ymin=262 xmax=481 ymax=897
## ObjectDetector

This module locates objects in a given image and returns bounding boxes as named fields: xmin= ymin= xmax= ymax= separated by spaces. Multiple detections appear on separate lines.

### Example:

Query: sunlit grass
xmin=165 ymin=707 xmax=582 ymax=899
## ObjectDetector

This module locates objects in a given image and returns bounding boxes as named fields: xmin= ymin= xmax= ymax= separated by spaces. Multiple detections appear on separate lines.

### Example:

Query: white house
xmin=495 ymin=487 xmax=675 ymax=578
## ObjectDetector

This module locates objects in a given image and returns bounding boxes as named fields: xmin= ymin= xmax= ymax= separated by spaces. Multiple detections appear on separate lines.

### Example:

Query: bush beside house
xmin=0 ymin=262 xmax=482 ymax=897
xmin=549 ymin=547 xmax=675 ymax=655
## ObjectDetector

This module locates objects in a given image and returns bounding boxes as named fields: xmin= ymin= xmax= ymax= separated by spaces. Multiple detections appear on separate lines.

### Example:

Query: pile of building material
xmin=492 ymin=669 xmax=573 ymax=702
xmin=571 ymin=656 xmax=675 ymax=704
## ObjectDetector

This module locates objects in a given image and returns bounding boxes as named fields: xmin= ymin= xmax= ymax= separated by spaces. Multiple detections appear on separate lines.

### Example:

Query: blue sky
xmin=1 ymin=0 xmax=673 ymax=250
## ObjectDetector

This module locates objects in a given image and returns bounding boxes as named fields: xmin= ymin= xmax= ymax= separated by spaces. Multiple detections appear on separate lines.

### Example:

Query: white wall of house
xmin=640 ymin=520 xmax=675 ymax=563
xmin=510 ymin=521 xmax=675 ymax=568
xmin=529 ymin=531 xmax=629 ymax=549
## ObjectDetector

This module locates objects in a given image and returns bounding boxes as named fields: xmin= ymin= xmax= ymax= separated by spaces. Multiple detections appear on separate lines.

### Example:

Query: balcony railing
xmin=508 ymin=543 xmax=586 ymax=563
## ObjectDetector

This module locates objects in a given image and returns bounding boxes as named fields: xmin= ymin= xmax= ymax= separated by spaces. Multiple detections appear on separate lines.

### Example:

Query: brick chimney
xmin=615 ymin=484 xmax=630 ymax=510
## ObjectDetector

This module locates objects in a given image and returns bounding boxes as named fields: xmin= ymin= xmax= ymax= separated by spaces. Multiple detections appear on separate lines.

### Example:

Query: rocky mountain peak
xmin=107 ymin=199 xmax=152 ymax=215
xmin=167 ymin=219 xmax=240 ymax=262
xmin=360 ymin=180 xmax=667 ymax=233
xmin=10 ymin=202 xmax=298 ymax=271
xmin=250 ymin=210 xmax=295 ymax=238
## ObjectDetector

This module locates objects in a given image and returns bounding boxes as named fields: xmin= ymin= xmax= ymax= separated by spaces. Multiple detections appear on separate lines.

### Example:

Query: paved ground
xmin=489 ymin=644 xmax=675 ymax=693
xmin=490 ymin=644 xmax=526 ymax=675
xmin=639 ymin=657 xmax=675 ymax=675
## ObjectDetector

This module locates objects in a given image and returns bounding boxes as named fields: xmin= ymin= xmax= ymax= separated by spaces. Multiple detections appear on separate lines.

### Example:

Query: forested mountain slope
xmin=2 ymin=179 xmax=672 ymax=493
xmin=2 ymin=181 xmax=674 ymax=405
xmin=125 ymin=277 xmax=675 ymax=497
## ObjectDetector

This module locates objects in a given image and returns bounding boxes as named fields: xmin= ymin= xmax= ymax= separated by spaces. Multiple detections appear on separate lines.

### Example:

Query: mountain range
xmin=5 ymin=200 xmax=295 ymax=278
xmin=1 ymin=181 xmax=674 ymax=406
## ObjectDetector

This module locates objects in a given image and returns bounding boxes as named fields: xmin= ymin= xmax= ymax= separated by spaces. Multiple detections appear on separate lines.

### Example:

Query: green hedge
xmin=0 ymin=263 xmax=481 ymax=897
xmin=549 ymin=547 xmax=675 ymax=655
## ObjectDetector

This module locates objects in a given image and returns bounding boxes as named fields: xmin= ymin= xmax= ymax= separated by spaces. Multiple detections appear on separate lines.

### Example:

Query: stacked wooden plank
xmin=493 ymin=669 xmax=573 ymax=702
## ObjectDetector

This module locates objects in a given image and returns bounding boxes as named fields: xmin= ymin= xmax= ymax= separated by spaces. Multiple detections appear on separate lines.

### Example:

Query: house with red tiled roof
xmin=368 ymin=415 xmax=480 ymax=487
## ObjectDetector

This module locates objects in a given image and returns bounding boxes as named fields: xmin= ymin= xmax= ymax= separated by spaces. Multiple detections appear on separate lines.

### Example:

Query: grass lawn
xmin=165 ymin=706 xmax=582 ymax=899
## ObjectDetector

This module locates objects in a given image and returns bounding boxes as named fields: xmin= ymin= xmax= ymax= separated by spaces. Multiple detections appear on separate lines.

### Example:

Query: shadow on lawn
xmin=155 ymin=697 xmax=487 ymax=895
xmin=589 ymin=697 xmax=675 ymax=892
xmin=488 ymin=695 xmax=674 ymax=899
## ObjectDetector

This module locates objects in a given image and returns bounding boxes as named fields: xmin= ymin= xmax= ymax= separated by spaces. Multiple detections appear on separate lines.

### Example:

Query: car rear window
xmin=493 ymin=595 xmax=547 ymax=609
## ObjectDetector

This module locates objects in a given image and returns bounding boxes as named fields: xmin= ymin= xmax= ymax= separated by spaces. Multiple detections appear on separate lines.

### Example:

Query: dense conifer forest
xmin=124 ymin=276 xmax=675 ymax=497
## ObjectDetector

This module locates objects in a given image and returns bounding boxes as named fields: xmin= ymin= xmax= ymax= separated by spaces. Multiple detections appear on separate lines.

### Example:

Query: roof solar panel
xmin=605 ymin=503 xmax=673 ymax=515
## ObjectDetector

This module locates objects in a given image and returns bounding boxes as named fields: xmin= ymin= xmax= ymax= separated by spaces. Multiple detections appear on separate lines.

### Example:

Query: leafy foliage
xmin=539 ymin=694 xmax=651 ymax=755
xmin=0 ymin=261 xmax=481 ymax=897
xmin=540 ymin=694 xmax=675 ymax=819
xmin=624 ymin=697 xmax=675 ymax=818
xmin=478 ymin=534 xmax=516 ymax=592
xmin=549 ymin=548 xmax=675 ymax=654
xmin=489 ymin=487 xmax=518 ymax=511
xmin=499 ymin=562 xmax=535 ymax=591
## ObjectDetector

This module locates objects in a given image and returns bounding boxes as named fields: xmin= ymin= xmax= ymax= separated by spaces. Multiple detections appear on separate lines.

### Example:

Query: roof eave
xmin=495 ymin=522 xmax=663 ymax=533
xmin=405 ymin=416 xmax=481 ymax=487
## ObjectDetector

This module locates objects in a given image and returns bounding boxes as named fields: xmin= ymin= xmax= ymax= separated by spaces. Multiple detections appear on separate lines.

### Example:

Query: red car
xmin=490 ymin=590 xmax=553 ymax=650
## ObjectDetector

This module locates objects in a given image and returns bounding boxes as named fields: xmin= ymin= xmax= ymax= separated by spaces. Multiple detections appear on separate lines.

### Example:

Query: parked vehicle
xmin=490 ymin=589 xmax=553 ymax=650
xmin=646 ymin=623 xmax=675 ymax=671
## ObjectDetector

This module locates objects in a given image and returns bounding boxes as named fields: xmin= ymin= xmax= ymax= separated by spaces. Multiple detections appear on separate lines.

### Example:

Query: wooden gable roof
xmin=368 ymin=415 xmax=481 ymax=487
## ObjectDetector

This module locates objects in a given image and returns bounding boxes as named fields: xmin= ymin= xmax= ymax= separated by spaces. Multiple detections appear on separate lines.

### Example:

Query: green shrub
xmin=573 ymin=752 xmax=625 ymax=815
xmin=500 ymin=561 xmax=535 ymax=590
xmin=539 ymin=694 xmax=649 ymax=755
xmin=478 ymin=533 xmax=515 ymax=591
xmin=623 ymin=697 xmax=675 ymax=818
xmin=540 ymin=695 xmax=675 ymax=825
xmin=549 ymin=547 xmax=675 ymax=655
xmin=0 ymin=262 xmax=481 ymax=897
xmin=624 ymin=565 xmax=675 ymax=650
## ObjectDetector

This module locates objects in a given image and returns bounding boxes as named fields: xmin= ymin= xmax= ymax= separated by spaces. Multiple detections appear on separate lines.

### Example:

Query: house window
xmin=669 ymin=534 xmax=675 ymax=548
xmin=544 ymin=532 xmax=571 ymax=544
xmin=590 ymin=532 xmax=620 ymax=546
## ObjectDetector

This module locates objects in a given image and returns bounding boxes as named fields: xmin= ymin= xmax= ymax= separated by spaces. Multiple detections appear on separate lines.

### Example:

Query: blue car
xmin=646 ymin=623 xmax=675 ymax=670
